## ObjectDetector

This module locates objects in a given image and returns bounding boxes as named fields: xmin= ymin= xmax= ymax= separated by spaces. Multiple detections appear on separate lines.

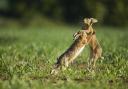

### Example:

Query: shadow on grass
xmin=0 ymin=36 xmax=18 ymax=46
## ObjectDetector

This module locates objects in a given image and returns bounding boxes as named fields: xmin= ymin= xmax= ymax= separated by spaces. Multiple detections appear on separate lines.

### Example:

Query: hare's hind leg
xmin=87 ymin=48 xmax=93 ymax=69
xmin=92 ymin=55 xmax=98 ymax=69
xmin=87 ymin=50 xmax=97 ymax=70
xmin=92 ymin=47 xmax=102 ymax=68
xmin=51 ymin=58 xmax=69 ymax=75
xmin=88 ymin=48 xmax=102 ymax=70
xmin=51 ymin=63 xmax=60 ymax=75
xmin=61 ymin=58 xmax=69 ymax=71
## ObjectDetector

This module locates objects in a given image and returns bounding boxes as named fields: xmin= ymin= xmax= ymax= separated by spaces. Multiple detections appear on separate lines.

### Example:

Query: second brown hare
xmin=82 ymin=18 xmax=103 ymax=70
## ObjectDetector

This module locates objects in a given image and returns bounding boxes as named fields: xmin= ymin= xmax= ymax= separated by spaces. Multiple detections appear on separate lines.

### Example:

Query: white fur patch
xmin=72 ymin=46 xmax=85 ymax=60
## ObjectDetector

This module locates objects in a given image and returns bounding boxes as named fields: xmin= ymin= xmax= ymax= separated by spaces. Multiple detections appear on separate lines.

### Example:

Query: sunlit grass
xmin=0 ymin=26 xmax=128 ymax=89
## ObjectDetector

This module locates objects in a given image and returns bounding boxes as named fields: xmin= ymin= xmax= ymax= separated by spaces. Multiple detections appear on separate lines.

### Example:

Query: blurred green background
xmin=0 ymin=0 xmax=128 ymax=27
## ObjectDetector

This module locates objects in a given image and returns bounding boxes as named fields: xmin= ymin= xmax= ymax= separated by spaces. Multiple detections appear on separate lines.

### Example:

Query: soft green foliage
xmin=0 ymin=26 xmax=128 ymax=89
xmin=1 ymin=0 xmax=128 ymax=26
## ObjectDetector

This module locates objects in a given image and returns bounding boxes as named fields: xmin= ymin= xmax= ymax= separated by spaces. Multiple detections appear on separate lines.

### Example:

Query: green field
xmin=0 ymin=25 xmax=128 ymax=89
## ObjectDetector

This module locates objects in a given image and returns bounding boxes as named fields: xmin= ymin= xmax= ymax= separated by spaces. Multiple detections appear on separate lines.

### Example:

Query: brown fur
xmin=82 ymin=18 xmax=102 ymax=69
xmin=86 ymin=33 xmax=102 ymax=69
xmin=51 ymin=18 xmax=102 ymax=74
xmin=51 ymin=30 xmax=88 ymax=74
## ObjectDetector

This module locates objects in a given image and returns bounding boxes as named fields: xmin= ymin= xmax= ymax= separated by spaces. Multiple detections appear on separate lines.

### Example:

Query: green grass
xmin=0 ymin=25 xmax=128 ymax=89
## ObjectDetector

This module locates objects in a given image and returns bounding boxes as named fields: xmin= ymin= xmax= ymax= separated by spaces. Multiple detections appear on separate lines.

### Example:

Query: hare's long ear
xmin=91 ymin=18 xmax=98 ymax=24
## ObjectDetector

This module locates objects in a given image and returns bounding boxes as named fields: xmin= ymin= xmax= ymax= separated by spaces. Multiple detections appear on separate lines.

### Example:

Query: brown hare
xmin=82 ymin=18 xmax=103 ymax=69
xmin=51 ymin=30 xmax=88 ymax=74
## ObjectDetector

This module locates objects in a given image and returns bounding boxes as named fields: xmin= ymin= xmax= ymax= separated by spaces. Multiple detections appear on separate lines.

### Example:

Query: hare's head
xmin=82 ymin=18 xmax=98 ymax=30
xmin=73 ymin=30 xmax=87 ymax=40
